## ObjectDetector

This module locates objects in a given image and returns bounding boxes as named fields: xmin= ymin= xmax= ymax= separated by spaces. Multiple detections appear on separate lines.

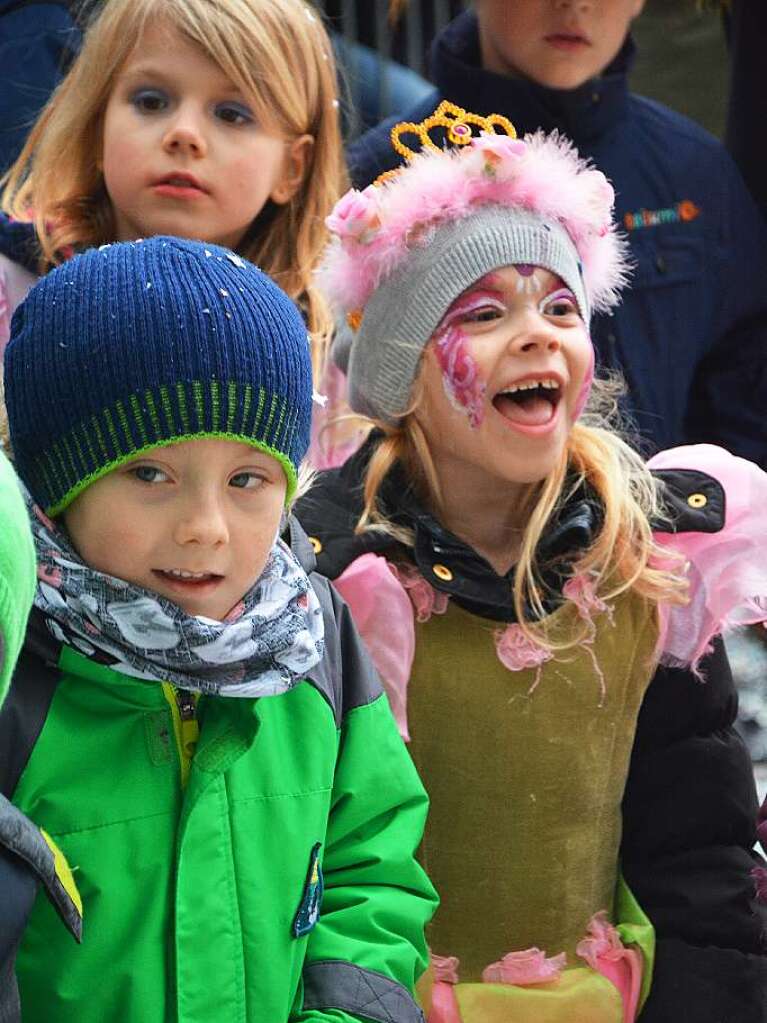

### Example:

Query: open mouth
xmin=492 ymin=377 xmax=562 ymax=428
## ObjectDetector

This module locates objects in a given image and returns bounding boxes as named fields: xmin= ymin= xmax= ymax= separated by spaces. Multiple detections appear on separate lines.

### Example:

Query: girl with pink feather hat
xmin=298 ymin=102 xmax=767 ymax=1023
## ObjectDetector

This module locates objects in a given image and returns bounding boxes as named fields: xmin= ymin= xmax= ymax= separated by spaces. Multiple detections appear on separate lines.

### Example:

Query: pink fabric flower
xmin=429 ymin=955 xmax=462 ymax=1023
xmin=575 ymin=911 xmax=624 ymax=968
xmin=494 ymin=623 xmax=552 ymax=672
xmin=481 ymin=947 xmax=566 ymax=986
xmin=325 ymin=186 xmax=380 ymax=244
xmin=576 ymin=912 xmax=643 ymax=1023
xmin=563 ymin=573 xmax=612 ymax=622
xmin=391 ymin=562 xmax=449 ymax=623
xmin=431 ymin=954 xmax=460 ymax=984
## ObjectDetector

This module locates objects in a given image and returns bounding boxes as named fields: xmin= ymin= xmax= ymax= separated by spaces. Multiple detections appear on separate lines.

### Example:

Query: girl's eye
xmin=131 ymin=465 xmax=168 ymax=484
xmin=229 ymin=472 xmax=264 ymax=490
xmin=130 ymin=88 xmax=169 ymax=114
xmin=466 ymin=306 xmax=503 ymax=323
xmin=215 ymin=102 xmax=254 ymax=126
xmin=542 ymin=291 xmax=579 ymax=318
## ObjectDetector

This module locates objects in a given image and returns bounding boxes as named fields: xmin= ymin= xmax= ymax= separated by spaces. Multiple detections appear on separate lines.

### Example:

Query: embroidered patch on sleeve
xmin=292 ymin=842 xmax=324 ymax=938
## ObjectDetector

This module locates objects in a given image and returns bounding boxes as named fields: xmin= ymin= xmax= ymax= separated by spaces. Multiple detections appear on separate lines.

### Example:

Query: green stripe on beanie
xmin=5 ymin=238 xmax=313 ymax=512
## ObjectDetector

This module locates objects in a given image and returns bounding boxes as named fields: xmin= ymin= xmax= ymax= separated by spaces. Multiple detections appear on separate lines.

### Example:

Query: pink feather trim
xmin=319 ymin=130 xmax=630 ymax=319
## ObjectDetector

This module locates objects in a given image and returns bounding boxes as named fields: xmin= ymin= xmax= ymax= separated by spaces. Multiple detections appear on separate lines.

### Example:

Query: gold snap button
xmin=432 ymin=563 xmax=453 ymax=582
xmin=308 ymin=536 xmax=323 ymax=554
xmin=687 ymin=493 xmax=707 ymax=509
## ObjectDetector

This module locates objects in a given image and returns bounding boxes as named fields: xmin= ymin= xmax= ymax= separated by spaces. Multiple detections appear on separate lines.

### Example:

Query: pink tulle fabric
xmin=307 ymin=361 xmax=367 ymax=470
xmin=320 ymin=130 xmax=630 ymax=321
xmin=649 ymin=445 xmax=767 ymax=669
xmin=332 ymin=554 xmax=415 ymax=739
xmin=576 ymin=912 xmax=642 ymax=1023
xmin=482 ymin=948 xmax=567 ymax=985
xmin=0 ymin=254 xmax=36 ymax=361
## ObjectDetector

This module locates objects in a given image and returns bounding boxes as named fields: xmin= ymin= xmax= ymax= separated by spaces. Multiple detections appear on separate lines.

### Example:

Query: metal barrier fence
xmin=318 ymin=1 xmax=467 ymax=137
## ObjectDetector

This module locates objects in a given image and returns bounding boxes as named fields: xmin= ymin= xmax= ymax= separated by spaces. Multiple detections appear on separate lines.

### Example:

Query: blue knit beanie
xmin=5 ymin=237 xmax=313 ymax=513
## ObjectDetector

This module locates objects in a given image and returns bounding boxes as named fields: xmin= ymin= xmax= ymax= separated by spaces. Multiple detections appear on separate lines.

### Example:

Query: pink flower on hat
xmin=580 ymin=169 xmax=615 ymax=235
xmin=471 ymin=132 xmax=527 ymax=179
xmin=325 ymin=186 xmax=380 ymax=245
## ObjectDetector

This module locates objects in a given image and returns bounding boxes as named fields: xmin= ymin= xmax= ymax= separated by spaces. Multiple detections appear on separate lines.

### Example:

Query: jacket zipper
xmin=161 ymin=683 xmax=200 ymax=788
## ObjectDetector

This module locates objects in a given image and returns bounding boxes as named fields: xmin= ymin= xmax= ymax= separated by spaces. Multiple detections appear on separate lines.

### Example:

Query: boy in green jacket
xmin=0 ymin=236 xmax=437 ymax=1022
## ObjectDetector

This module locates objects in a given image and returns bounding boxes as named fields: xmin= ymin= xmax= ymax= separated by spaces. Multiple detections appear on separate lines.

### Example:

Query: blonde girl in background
xmin=0 ymin=0 xmax=343 ymax=391
xmin=297 ymin=103 xmax=767 ymax=1023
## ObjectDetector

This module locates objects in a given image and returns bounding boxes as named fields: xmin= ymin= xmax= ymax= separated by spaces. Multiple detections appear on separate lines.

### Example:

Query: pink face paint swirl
xmin=433 ymin=321 xmax=486 ymax=429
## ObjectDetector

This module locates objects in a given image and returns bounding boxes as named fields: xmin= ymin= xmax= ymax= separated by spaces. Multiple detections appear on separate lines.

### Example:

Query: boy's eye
xmin=542 ymin=290 xmax=579 ymax=318
xmin=229 ymin=471 xmax=264 ymax=490
xmin=131 ymin=465 xmax=168 ymax=484
xmin=130 ymin=88 xmax=169 ymax=114
xmin=215 ymin=102 xmax=254 ymax=126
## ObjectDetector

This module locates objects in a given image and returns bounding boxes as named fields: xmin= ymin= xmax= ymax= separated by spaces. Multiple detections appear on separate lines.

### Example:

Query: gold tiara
xmin=374 ymin=101 xmax=518 ymax=185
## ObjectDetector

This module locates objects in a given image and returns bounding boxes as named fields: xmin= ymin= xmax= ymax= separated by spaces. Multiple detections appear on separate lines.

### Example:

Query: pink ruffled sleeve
xmin=649 ymin=444 xmax=767 ymax=668
xmin=333 ymin=552 xmax=415 ymax=739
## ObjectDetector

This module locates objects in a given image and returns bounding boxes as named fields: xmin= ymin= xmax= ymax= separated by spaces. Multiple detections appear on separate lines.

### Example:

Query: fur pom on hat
xmin=320 ymin=127 xmax=630 ymax=323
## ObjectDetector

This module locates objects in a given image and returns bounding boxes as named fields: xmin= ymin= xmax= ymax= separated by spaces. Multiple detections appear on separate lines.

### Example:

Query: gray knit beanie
xmin=334 ymin=206 xmax=585 ymax=424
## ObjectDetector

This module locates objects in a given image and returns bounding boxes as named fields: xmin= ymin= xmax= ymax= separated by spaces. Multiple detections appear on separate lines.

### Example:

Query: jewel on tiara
xmin=374 ymin=100 xmax=518 ymax=185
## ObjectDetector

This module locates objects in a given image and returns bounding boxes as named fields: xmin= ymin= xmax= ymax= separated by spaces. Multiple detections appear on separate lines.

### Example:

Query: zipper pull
xmin=176 ymin=689 xmax=200 ymax=769
xmin=176 ymin=689 xmax=196 ymax=721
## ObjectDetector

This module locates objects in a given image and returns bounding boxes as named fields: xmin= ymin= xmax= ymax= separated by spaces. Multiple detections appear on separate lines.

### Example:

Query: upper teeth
xmin=503 ymin=378 xmax=559 ymax=394
xmin=164 ymin=569 xmax=210 ymax=579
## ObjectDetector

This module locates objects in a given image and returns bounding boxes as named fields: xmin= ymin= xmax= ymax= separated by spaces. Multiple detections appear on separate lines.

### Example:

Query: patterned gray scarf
xmin=27 ymin=496 xmax=324 ymax=697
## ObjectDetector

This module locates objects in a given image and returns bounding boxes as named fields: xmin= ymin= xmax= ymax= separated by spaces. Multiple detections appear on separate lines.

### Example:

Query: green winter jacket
xmin=3 ymin=531 xmax=436 ymax=1022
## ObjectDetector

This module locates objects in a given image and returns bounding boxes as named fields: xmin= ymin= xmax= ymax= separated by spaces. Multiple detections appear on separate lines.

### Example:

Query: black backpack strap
xmin=0 ymin=610 xmax=61 ymax=798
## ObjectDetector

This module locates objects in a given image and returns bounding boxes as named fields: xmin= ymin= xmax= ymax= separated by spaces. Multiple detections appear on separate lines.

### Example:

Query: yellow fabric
xmin=406 ymin=592 xmax=658 ymax=986
xmin=40 ymin=828 xmax=83 ymax=918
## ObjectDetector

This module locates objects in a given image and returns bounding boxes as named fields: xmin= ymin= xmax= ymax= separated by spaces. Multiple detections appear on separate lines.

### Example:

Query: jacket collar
xmin=431 ymin=10 xmax=634 ymax=146
xmin=298 ymin=433 xmax=602 ymax=623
